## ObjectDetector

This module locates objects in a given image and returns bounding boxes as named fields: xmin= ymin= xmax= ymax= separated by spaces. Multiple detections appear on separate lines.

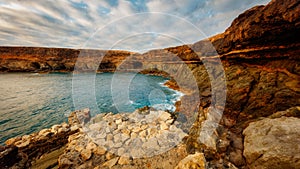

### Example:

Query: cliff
xmin=0 ymin=47 xmax=135 ymax=72
xmin=0 ymin=0 xmax=299 ymax=168
xmin=212 ymin=0 xmax=300 ymax=56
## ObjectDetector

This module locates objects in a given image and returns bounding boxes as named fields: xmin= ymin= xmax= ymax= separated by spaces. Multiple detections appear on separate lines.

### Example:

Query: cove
xmin=0 ymin=72 xmax=182 ymax=144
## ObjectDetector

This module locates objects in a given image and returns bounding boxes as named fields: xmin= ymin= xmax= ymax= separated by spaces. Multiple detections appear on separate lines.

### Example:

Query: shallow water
xmin=0 ymin=72 xmax=182 ymax=144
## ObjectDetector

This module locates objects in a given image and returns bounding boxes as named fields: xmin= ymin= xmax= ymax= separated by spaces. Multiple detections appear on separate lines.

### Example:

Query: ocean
xmin=0 ymin=72 xmax=183 ymax=144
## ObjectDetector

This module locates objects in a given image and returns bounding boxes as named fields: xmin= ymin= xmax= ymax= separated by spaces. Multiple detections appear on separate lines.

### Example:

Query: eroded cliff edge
xmin=0 ymin=0 xmax=299 ymax=168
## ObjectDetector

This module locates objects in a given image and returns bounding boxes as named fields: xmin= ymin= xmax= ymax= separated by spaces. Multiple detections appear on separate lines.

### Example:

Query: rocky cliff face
xmin=0 ymin=0 xmax=299 ymax=168
xmin=182 ymin=0 xmax=300 ymax=168
xmin=0 ymin=47 xmax=134 ymax=72
xmin=212 ymin=0 xmax=300 ymax=56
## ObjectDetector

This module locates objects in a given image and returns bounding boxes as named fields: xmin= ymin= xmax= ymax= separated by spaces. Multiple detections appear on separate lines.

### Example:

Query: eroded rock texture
xmin=243 ymin=116 xmax=300 ymax=169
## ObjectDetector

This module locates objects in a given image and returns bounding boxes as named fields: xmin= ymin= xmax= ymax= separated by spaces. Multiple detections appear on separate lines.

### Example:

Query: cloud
xmin=0 ymin=0 xmax=271 ymax=50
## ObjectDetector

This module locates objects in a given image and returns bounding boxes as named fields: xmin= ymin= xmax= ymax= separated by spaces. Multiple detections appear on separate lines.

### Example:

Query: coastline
xmin=162 ymin=80 xmax=185 ymax=113
xmin=0 ymin=70 xmax=190 ymax=168
xmin=1 ymin=107 xmax=190 ymax=168
xmin=0 ymin=71 xmax=183 ymax=143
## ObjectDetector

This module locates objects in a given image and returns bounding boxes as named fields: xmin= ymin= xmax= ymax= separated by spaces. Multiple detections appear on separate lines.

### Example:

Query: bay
xmin=0 ymin=72 xmax=182 ymax=144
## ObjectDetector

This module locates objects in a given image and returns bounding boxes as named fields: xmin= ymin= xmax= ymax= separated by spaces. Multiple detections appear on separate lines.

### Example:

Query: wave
xmin=158 ymin=80 xmax=185 ymax=103
xmin=152 ymin=103 xmax=175 ymax=112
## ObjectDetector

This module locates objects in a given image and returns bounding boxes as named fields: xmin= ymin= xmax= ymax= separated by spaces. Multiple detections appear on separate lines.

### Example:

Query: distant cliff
xmin=0 ymin=47 xmax=135 ymax=72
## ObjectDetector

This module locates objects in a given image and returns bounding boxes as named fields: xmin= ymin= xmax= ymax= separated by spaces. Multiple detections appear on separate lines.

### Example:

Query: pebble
xmin=115 ymin=119 xmax=122 ymax=125
xmin=62 ymin=122 xmax=69 ymax=129
xmin=114 ymin=133 xmax=122 ymax=143
xmin=141 ymin=120 xmax=147 ymax=125
xmin=121 ymin=134 xmax=130 ymax=142
xmin=121 ymin=129 xmax=131 ymax=136
xmin=160 ymin=122 xmax=169 ymax=130
xmin=106 ymin=134 xmax=113 ymax=141
xmin=122 ymin=116 xmax=129 ymax=121
xmin=139 ymin=130 xmax=147 ymax=138
xmin=95 ymin=138 xmax=105 ymax=144
xmin=58 ymin=127 xmax=69 ymax=134
xmin=68 ymin=133 xmax=82 ymax=142
xmin=81 ymin=149 xmax=92 ymax=161
xmin=86 ymin=142 xmax=97 ymax=151
xmin=96 ymin=132 xmax=106 ymax=139
xmin=70 ymin=125 xmax=79 ymax=132
xmin=158 ymin=111 xmax=171 ymax=121
xmin=5 ymin=137 xmax=21 ymax=145
xmin=142 ymin=137 xmax=159 ymax=150
xmin=130 ymin=148 xmax=144 ymax=158
xmin=169 ymin=125 xmax=177 ymax=132
xmin=94 ymin=146 xmax=106 ymax=155
xmin=89 ymin=123 xmax=101 ymax=131
xmin=102 ymin=157 xmax=119 ymax=168
xmin=117 ymin=124 xmax=125 ymax=130
xmin=178 ymin=132 xmax=188 ymax=139
xmin=106 ymin=152 xmax=114 ymax=160
xmin=117 ymin=147 xmax=125 ymax=155
xmin=16 ymin=139 xmax=30 ymax=148
xmin=75 ymin=145 xmax=84 ymax=152
xmin=118 ymin=155 xmax=131 ymax=165
xmin=39 ymin=129 xmax=50 ymax=136
xmin=106 ymin=141 xmax=114 ymax=148
xmin=132 ymin=127 xmax=142 ymax=133
xmin=124 ymin=139 xmax=132 ymax=146
xmin=166 ymin=119 xmax=173 ymax=125
xmin=141 ymin=124 xmax=148 ymax=130
xmin=51 ymin=124 xmax=61 ymax=133
xmin=147 ymin=127 xmax=158 ymax=138
xmin=108 ymin=122 xmax=117 ymax=130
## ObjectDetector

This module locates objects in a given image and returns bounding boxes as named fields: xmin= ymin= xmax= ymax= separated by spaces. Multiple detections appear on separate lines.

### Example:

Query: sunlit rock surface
xmin=243 ymin=116 xmax=300 ymax=169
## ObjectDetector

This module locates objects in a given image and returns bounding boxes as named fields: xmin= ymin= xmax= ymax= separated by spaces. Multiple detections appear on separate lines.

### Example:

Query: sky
xmin=0 ymin=0 xmax=270 ymax=52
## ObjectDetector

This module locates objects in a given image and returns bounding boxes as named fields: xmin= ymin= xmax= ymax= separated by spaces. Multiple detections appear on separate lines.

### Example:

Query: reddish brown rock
xmin=210 ymin=0 xmax=300 ymax=56
xmin=0 ymin=47 xmax=134 ymax=72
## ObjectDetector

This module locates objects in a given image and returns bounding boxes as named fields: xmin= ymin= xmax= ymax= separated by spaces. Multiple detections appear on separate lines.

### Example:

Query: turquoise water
xmin=0 ymin=73 xmax=182 ymax=144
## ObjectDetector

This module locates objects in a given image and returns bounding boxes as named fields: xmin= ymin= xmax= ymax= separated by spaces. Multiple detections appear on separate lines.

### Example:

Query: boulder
xmin=243 ymin=117 xmax=300 ymax=169
xmin=68 ymin=108 xmax=91 ymax=125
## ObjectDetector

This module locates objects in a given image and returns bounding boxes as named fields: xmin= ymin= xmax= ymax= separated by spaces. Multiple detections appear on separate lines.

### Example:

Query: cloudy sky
xmin=0 ymin=0 xmax=270 ymax=52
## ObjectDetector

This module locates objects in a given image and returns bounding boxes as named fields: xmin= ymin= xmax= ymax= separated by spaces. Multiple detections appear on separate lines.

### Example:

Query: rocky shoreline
xmin=1 ymin=106 xmax=299 ymax=169
xmin=0 ymin=108 xmax=190 ymax=168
